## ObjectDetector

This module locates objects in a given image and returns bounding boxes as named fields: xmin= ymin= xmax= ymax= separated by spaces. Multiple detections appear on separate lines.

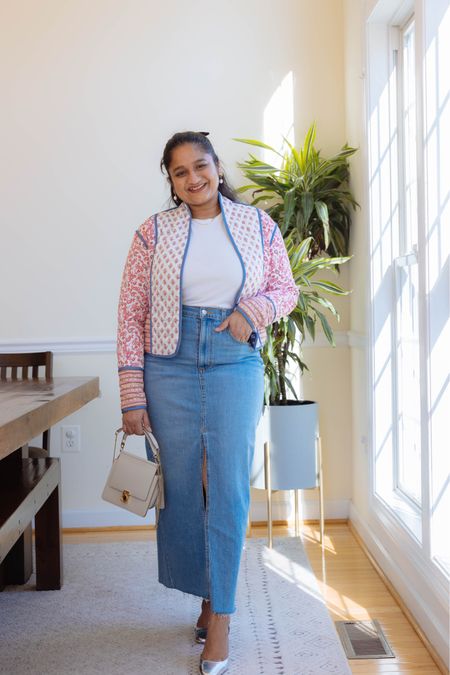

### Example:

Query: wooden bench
xmin=0 ymin=451 xmax=62 ymax=591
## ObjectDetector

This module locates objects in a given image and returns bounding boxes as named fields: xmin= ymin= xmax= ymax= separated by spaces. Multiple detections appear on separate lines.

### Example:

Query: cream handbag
xmin=102 ymin=427 xmax=165 ymax=521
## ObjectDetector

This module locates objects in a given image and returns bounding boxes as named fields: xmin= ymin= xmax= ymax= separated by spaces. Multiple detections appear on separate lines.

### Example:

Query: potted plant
xmin=234 ymin=124 xmax=358 ymax=533
xmin=235 ymin=122 xmax=358 ymax=404
xmin=250 ymin=233 xmax=352 ymax=493
xmin=235 ymin=121 xmax=358 ymax=258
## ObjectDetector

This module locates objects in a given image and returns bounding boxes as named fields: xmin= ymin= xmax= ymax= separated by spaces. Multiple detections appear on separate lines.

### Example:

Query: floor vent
xmin=335 ymin=620 xmax=395 ymax=659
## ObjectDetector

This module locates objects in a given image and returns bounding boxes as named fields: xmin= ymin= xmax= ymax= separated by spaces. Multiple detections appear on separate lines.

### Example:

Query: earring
xmin=219 ymin=175 xmax=224 ymax=184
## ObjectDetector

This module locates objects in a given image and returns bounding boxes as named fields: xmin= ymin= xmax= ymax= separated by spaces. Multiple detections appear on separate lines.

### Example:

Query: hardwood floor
xmin=63 ymin=521 xmax=444 ymax=674
xmin=301 ymin=523 xmax=444 ymax=675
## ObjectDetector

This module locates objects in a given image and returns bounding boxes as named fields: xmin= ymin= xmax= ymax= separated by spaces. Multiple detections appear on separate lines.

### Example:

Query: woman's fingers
xmin=227 ymin=311 xmax=252 ymax=342
xmin=122 ymin=409 xmax=148 ymax=435
xmin=143 ymin=410 xmax=152 ymax=431
xmin=214 ymin=317 xmax=230 ymax=332
xmin=214 ymin=313 xmax=251 ymax=341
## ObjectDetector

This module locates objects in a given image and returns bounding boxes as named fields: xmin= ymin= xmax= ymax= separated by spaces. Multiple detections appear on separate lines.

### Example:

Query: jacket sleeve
xmin=236 ymin=211 xmax=298 ymax=335
xmin=117 ymin=218 xmax=153 ymax=413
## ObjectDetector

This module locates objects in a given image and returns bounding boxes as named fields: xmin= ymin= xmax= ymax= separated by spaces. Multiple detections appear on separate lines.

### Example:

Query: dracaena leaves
xmin=261 ymin=237 xmax=352 ymax=404
xmin=235 ymin=122 xmax=359 ymax=259
xmin=234 ymin=123 xmax=358 ymax=404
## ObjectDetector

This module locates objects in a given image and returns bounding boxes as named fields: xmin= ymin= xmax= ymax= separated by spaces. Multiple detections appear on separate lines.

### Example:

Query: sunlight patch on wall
xmin=263 ymin=71 xmax=295 ymax=166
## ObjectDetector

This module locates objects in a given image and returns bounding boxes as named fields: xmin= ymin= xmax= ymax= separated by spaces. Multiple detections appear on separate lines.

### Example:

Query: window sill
xmin=374 ymin=486 xmax=422 ymax=544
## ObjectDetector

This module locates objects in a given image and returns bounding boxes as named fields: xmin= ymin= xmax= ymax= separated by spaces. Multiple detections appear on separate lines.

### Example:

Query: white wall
xmin=0 ymin=0 xmax=351 ymax=526
xmin=342 ymin=0 xmax=371 ymax=522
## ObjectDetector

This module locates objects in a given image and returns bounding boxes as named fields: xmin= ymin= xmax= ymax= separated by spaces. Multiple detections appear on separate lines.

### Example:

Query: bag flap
xmin=109 ymin=451 xmax=158 ymax=501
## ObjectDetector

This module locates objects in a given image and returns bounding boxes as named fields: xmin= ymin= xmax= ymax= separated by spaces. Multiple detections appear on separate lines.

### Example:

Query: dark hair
xmin=160 ymin=131 xmax=237 ymax=206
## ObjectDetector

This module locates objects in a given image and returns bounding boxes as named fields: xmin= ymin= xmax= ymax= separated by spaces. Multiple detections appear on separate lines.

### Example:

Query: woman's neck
xmin=190 ymin=207 xmax=221 ymax=220
xmin=189 ymin=197 xmax=221 ymax=220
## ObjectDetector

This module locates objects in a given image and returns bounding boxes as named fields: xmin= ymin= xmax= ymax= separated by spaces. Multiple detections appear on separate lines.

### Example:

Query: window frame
xmin=366 ymin=0 xmax=448 ymax=581
xmin=391 ymin=14 xmax=423 ymax=509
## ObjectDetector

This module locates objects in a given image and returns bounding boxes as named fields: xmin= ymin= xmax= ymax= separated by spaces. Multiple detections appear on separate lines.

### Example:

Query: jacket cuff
xmin=237 ymin=295 xmax=275 ymax=331
xmin=234 ymin=306 xmax=256 ymax=332
xmin=234 ymin=306 xmax=262 ymax=349
xmin=118 ymin=367 xmax=147 ymax=412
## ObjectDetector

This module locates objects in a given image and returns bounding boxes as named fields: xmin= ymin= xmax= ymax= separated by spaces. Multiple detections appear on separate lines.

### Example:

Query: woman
xmin=117 ymin=131 xmax=298 ymax=674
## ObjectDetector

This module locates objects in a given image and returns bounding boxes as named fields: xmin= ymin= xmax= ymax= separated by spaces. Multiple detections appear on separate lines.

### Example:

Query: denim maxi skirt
xmin=143 ymin=305 xmax=265 ymax=614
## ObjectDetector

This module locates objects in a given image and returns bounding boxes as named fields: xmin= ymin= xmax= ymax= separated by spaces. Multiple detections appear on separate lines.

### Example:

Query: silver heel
xmin=195 ymin=622 xmax=230 ymax=643
xmin=195 ymin=598 xmax=211 ymax=643
xmin=198 ymin=614 xmax=230 ymax=674
xmin=199 ymin=657 xmax=229 ymax=674
xmin=194 ymin=625 xmax=208 ymax=643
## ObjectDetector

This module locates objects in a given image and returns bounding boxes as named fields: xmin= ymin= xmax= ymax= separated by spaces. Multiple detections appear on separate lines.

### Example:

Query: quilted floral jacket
xmin=117 ymin=193 xmax=298 ymax=412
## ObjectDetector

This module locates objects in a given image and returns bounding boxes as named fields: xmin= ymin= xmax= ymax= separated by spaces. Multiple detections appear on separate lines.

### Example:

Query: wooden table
xmin=0 ymin=377 xmax=100 ymax=460
xmin=0 ymin=376 xmax=100 ymax=589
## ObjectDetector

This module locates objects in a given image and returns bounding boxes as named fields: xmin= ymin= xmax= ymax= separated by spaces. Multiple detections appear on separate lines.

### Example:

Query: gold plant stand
xmin=261 ymin=435 xmax=324 ymax=549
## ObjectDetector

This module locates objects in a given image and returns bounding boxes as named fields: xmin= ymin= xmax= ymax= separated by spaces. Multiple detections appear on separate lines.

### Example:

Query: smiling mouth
xmin=188 ymin=183 xmax=207 ymax=193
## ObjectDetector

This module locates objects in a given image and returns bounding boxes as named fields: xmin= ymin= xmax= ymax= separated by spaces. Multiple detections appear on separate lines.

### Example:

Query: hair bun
xmin=198 ymin=131 xmax=210 ymax=136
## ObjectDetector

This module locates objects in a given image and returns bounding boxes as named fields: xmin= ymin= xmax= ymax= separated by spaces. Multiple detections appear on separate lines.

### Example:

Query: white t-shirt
xmin=181 ymin=213 xmax=243 ymax=308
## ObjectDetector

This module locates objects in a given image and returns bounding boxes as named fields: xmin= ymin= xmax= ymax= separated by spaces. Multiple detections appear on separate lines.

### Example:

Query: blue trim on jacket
xmin=173 ymin=212 xmax=193 ymax=357
xmin=256 ymin=208 xmax=264 ymax=251
xmin=144 ymin=195 xmax=264 ymax=359
xmin=121 ymin=404 xmax=147 ymax=413
xmin=147 ymin=207 xmax=193 ymax=360
xmin=149 ymin=214 xmax=158 ymax=353
xmin=269 ymin=223 xmax=277 ymax=245
xmin=218 ymin=192 xmax=246 ymax=307
xmin=135 ymin=230 xmax=148 ymax=249
xmin=234 ymin=306 xmax=262 ymax=349
xmin=261 ymin=293 xmax=277 ymax=323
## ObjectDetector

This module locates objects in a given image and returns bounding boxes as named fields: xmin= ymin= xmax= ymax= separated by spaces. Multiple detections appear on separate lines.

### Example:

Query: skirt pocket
xmin=226 ymin=327 xmax=251 ymax=346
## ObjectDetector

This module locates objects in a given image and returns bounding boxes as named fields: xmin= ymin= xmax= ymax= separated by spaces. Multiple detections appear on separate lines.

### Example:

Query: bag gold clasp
xmin=121 ymin=489 xmax=131 ymax=503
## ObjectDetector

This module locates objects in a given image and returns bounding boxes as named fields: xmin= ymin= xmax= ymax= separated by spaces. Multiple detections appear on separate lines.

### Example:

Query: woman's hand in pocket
xmin=122 ymin=409 xmax=151 ymax=435
xmin=214 ymin=310 xmax=252 ymax=343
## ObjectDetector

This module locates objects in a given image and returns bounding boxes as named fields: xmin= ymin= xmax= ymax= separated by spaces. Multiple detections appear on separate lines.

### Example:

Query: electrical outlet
xmin=62 ymin=425 xmax=81 ymax=453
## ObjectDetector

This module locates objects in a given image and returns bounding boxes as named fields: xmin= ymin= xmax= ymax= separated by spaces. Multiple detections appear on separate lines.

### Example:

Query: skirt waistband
xmin=181 ymin=305 xmax=234 ymax=320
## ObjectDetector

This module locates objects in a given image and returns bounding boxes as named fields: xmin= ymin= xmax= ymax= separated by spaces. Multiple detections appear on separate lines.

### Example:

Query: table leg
xmin=35 ymin=480 xmax=62 ymax=590
xmin=0 ymin=525 xmax=33 ymax=586
xmin=0 ymin=449 xmax=33 ymax=588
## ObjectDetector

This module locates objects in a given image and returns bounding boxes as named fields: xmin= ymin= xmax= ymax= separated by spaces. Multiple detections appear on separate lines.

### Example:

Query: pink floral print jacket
xmin=117 ymin=193 xmax=298 ymax=412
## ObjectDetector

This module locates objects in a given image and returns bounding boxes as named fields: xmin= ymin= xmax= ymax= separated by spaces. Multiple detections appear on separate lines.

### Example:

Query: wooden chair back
xmin=0 ymin=352 xmax=53 ymax=453
xmin=0 ymin=352 xmax=53 ymax=382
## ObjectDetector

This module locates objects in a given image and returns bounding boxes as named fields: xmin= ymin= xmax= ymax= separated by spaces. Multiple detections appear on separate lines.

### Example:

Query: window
xmin=367 ymin=0 xmax=450 ymax=577
xmin=366 ymin=4 xmax=449 ymax=666
xmin=368 ymin=10 xmax=423 ymax=542
xmin=393 ymin=17 xmax=421 ymax=507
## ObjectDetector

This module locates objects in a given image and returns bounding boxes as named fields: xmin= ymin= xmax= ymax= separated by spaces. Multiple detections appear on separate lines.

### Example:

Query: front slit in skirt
xmin=143 ymin=305 xmax=264 ymax=614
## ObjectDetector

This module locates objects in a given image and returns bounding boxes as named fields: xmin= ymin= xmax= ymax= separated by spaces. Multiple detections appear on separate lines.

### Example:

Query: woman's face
xmin=168 ymin=143 xmax=221 ymax=212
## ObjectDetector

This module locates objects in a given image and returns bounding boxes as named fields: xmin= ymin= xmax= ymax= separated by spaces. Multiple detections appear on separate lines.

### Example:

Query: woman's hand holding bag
xmin=102 ymin=426 xmax=165 ymax=522
xmin=122 ymin=408 xmax=152 ymax=435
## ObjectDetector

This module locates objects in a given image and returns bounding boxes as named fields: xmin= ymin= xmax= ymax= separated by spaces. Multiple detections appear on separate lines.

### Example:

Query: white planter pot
xmin=250 ymin=401 xmax=319 ymax=490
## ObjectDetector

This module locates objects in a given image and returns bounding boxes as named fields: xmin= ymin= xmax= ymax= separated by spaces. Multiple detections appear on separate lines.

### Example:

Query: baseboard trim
xmin=249 ymin=496 xmax=350 ymax=522
xmin=60 ymin=518 xmax=349 ymax=535
xmin=62 ymin=510 xmax=155 ymax=529
xmin=61 ymin=499 xmax=350 ymax=529
xmin=63 ymin=525 xmax=155 ymax=533
xmin=349 ymin=511 xmax=448 ymax=674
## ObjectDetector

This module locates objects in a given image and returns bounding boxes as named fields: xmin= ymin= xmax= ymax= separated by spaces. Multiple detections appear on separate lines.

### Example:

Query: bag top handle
xmin=113 ymin=427 xmax=161 ymax=464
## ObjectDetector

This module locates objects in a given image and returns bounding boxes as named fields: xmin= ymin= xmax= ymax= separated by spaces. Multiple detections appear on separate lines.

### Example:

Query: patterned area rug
xmin=0 ymin=536 xmax=351 ymax=674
